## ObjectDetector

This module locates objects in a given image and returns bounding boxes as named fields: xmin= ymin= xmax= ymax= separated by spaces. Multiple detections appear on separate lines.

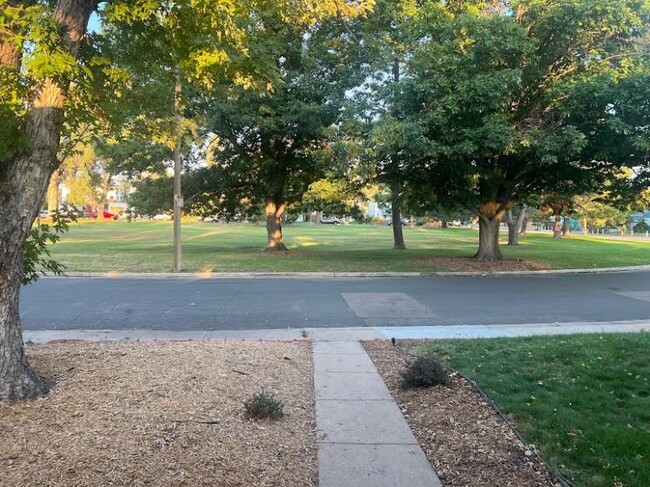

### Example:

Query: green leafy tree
xmin=395 ymin=0 xmax=650 ymax=260
xmin=0 ymin=0 xmax=99 ymax=402
xmin=191 ymin=13 xmax=369 ymax=250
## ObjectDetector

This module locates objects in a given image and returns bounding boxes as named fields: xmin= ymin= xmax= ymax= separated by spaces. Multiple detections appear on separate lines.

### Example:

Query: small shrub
xmin=400 ymin=355 xmax=450 ymax=389
xmin=244 ymin=390 xmax=285 ymax=420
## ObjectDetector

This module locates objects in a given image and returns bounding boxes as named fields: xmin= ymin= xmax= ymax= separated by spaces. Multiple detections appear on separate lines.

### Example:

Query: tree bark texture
xmin=475 ymin=202 xmax=505 ymax=261
xmin=0 ymin=0 xmax=97 ymax=402
xmin=506 ymin=204 xmax=527 ymax=246
xmin=265 ymin=199 xmax=288 ymax=251
xmin=390 ymin=183 xmax=406 ymax=250
xmin=553 ymin=214 xmax=562 ymax=239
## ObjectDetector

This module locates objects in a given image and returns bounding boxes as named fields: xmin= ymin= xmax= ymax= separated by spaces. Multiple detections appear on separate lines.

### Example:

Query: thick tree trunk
xmin=265 ymin=199 xmax=288 ymax=251
xmin=474 ymin=203 xmax=505 ymax=261
xmin=0 ymin=0 xmax=97 ymax=403
xmin=390 ymin=183 xmax=406 ymax=250
xmin=520 ymin=216 xmax=528 ymax=234
xmin=0 ymin=257 xmax=52 ymax=401
xmin=441 ymin=220 xmax=448 ymax=229
xmin=553 ymin=214 xmax=562 ymax=239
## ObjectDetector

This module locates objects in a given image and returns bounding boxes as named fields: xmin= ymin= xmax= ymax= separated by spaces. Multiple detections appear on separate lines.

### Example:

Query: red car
xmin=90 ymin=211 xmax=118 ymax=220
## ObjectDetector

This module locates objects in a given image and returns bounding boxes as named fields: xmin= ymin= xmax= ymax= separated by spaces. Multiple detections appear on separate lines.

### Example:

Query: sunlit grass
xmin=414 ymin=334 xmax=650 ymax=487
xmin=47 ymin=220 xmax=650 ymax=273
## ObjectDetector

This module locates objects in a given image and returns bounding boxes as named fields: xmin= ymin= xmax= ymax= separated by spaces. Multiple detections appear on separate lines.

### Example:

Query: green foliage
xmin=400 ymin=355 xmax=450 ymax=389
xmin=22 ymin=210 xmax=74 ymax=284
xmin=243 ymin=390 xmax=285 ymax=420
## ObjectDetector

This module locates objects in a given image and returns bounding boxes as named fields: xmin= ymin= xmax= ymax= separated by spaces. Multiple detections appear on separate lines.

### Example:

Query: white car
xmin=152 ymin=213 xmax=172 ymax=221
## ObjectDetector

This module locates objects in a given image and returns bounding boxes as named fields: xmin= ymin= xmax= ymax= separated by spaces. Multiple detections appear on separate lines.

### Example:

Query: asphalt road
xmin=20 ymin=271 xmax=650 ymax=331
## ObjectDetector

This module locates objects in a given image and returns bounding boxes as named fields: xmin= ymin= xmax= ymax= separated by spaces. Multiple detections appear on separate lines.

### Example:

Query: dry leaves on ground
xmin=364 ymin=340 xmax=558 ymax=487
xmin=0 ymin=340 xmax=316 ymax=487
xmin=415 ymin=256 xmax=551 ymax=272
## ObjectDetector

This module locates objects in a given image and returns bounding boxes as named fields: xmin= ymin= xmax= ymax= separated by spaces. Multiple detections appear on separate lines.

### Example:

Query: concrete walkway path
xmin=313 ymin=341 xmax=442 ymax=487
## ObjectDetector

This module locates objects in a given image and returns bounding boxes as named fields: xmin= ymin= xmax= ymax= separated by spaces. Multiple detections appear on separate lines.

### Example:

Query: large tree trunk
xmin=474 ymin=203 xmax=505 ymax=262
xmin=553 ymin=214 xmax=562 ymax=239
xmin=390 ymin=183 xmax=406 ymax=250
xmin=265 ymin=198 xmax=288 ymax=251
xmin=0 ymin=0 xmax=97 ymax=403
xmin=0 ymin=256 xmax=52 ymax=401
xmin=441 ymin=220 xmax=448 ymax=229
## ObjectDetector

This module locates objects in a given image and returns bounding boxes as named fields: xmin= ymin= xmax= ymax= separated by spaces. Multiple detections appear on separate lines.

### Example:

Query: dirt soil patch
xmin=363 ymin=341 xmax=557 ymax=487
xmin=0 ymin=340 xmax=316 ymax=487
xmin=415 ymin=256 xmax=551 ymax=272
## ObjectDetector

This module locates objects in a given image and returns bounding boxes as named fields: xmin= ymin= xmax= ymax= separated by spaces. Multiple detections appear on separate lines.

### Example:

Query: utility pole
xmin=173 ymin=68 xmax=183 ymax=272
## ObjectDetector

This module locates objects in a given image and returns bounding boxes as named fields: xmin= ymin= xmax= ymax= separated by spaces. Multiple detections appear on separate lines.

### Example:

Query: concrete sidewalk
xmin=314 ymin=341 xmax=442 ymax=487
xmin=23 ymin=319 xmax=650 ymax=344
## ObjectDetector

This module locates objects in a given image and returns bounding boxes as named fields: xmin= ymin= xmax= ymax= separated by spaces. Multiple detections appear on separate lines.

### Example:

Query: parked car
xmin=90 ymin=211 xmax=118 ymax=220
xmin=320 ymin=216 xmax=340 ymax=225
xmin=152 ymin=213 xmax=172 ymax=221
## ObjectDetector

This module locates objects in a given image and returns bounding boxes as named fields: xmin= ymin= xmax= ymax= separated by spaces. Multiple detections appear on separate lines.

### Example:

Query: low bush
xmin=243 ymin=390 xmax=285 ymax=420
xmin=401 ymin=355 xmax=450 ymax=389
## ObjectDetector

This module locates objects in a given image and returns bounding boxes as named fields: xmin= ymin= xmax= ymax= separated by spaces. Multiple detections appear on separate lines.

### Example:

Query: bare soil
xmin=414 ymin=256 xmax=551 ymax=272
xmin=0 ymin=340 xmax=316 ymax=487
xmin=363 ymin=341 xmax=558 ymax=487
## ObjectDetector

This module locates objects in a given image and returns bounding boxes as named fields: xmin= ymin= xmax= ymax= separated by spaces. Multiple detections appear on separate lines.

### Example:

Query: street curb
xmin=23 ymin=321 xmax=650 ymax=344
xmin=42 ymin=264 xmax=650 ymax=279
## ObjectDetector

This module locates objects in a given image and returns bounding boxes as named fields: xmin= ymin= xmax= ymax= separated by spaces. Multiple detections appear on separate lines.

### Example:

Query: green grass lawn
xmin=412 ymin=334 xmax=650 ymax=487
xmin=46 ymin=220 xmax=650 ymax=273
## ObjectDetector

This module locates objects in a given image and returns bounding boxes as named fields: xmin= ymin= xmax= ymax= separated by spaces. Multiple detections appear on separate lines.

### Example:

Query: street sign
xmin=174 ymin=194 xmax=184 ymax=207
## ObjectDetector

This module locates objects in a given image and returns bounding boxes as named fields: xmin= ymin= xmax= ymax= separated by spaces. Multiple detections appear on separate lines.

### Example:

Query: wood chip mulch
xmin=414 ymin=256 xmax=551 ymax=272
xmin=0 ymin=340 xmax=316 ymax=487
xmin=363 ymin=341 xmax=559 ymax=487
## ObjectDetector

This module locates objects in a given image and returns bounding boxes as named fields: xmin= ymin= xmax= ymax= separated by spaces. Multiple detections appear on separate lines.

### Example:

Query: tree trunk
xmin=562 ymin=216 xmax=571 ymax=237
xmin=390 ymin=183 xmax=406 ymax=250
xmin=582 ymin=218 xmax=588 ymax=235
xmin=0 ymin=0 xmax=97 ymax=403
xmin=507 ymin=204 xmax=527 ymax=246
xmin=265 ymin=199 xmax=288 ymax=251
xmin=441 ymin=220 xmax=448 ymax=229
xmin=553 ymin=215 xmax=562 ymax=239
xmin=505 ymin=210 xmax=518 ymax=246
xmin=0 ymin=256 xmax=52 ymax=401
xmin=47 ymin=169 xmax=60 ymax=215
xmin=474 ymin=203 xmax=505 ymax=261
xmin=520 ymin=216 xmax=528 ymax=234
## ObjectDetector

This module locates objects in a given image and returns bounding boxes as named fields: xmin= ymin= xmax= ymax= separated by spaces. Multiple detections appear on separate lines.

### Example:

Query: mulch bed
xmin=363 ymin=341 xmax=558 ymax=487
xmin=0 ymin=341 xmax=316 ymax=487
xmin=414 ymin=256 xmax=551 ymax=272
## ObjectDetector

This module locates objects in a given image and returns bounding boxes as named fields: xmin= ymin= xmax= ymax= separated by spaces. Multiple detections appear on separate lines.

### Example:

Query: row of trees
xmin=1 ymin=0 xmax=649 ymax=401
